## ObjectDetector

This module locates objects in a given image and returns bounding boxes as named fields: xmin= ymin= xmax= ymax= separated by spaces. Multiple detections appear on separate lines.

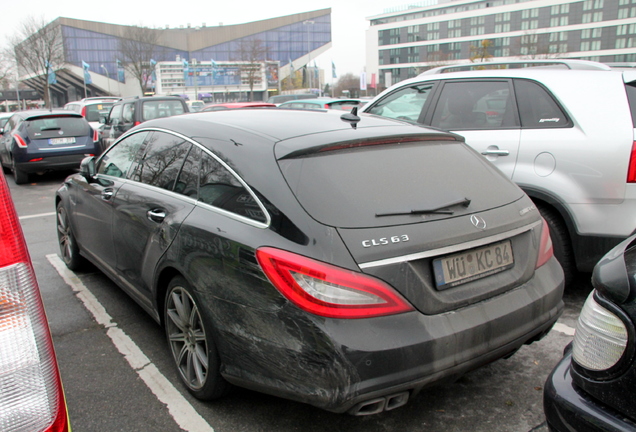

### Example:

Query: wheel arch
xmin=154 ymin=266 xmax=184 ymax=327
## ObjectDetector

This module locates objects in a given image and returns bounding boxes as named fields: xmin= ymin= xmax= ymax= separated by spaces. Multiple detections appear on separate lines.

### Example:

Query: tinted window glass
xmin=624 ymin=82 xmax=636 ymax=127
xmin=199 ymin=153 xmax=266 ymax=223
xmin=132 ymin=131 xmax=191 ymax=190
xmin=26 ymin=116 xmax=88 ymax=139
xmin=514 ymin=79 xmax=569 ymax=128
xmin=430 ymin=81 xmax=515 ymax=130
xmin=108 ymin=104 xmax=122 ymax=124
xmin=85 ymin=103 xmax=114 ymax=122
xmin=141 ymin=100 xmax=185 ymax=121
xmin=367 ymin=84 xmax=432 ymax=123
xmin=122 ymin=103 xmax=135 ymax=123
xmin=97 ymin=131 xmax=149 ymax=178
xmin=174 ymin=146 xmax=201 ymax=198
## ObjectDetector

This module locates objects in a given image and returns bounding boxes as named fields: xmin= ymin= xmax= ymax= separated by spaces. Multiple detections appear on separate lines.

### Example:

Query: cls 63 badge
xmin=362 ymin=235 xmax=409 ymax=248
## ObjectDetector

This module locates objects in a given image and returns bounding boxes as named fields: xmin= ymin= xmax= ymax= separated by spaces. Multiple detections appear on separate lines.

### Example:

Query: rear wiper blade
xmin=40 ymin=127 xmax=61 ymax=131
xmin=376 ymin=197 xmax=471 ymax=217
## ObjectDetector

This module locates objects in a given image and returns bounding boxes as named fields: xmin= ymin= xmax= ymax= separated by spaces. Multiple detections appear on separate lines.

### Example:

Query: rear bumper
xmin=216 ymin=257 xmax=564 ymax=413
xmin=544 ymin=350 xmax=636 ymax=432
xmin=15 ymin=153 xmax=91 ymax=173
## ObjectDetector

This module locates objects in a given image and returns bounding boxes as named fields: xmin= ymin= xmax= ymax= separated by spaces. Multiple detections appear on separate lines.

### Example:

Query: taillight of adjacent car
xmin=0 ymin=174 xmax=70 ymax=432
xmin=535 ymin=217 xmax=554 ymax=269
xmin=627 ymin=141 xmax=636 ymax=183
xmin=256 ymin=247 xmax=414 ymax=319
xmin=92 ymin=128 xmax=99 ymax=143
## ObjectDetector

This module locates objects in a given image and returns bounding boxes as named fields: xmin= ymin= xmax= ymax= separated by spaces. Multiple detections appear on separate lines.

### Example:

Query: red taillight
xmin=92 ymin=128 xmax=99 ymax=142
xmin=324 ymin=103 xmax=330 ymax=109
xmin=256 ymin=247 xmax=414 ymax=319
xmin=134 ymin=121 xmax=141 ymax=126
xmin=628 ymin=141 xmax=636 ymax=183
xmin=29 ymin=158 xmax=44 ymax=162
xmin=80 ymin=106 xmax=86 ymax=118
xmin=536 ymin=218 xmax=554 ymax=269
xmin=0 ymin=174 xmax=70 ymax=432
xmin=13 ymin=134 xmax=27 ymax=148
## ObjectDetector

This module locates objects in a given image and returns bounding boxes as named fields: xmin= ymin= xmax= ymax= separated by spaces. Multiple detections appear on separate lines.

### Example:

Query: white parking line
xmin=552 ymin=322 xmax=576 ymax=336
xmin=19 ymin=211 xmax=56 ymax=220
xmin=46 ymin=254 xmax=215 ymax=432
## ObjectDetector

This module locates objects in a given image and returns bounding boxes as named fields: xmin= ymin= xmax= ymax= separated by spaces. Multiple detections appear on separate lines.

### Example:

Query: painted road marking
xmin=47 ymin=254 xmax=214 ymax=432
xmin=19 ymin=211 xmax=56 ymax=220
xmin=552 ymin=322 xmax=576 ymax=336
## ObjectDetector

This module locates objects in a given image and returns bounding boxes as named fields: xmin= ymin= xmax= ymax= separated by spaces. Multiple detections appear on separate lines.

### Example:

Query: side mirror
xmin=79 ymin=156 xmax=96 ymax=182
xmin=592 ymin=234 xmax=636 ymax=304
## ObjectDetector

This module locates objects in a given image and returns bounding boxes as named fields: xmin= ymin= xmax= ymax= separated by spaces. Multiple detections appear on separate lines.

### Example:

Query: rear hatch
xmin=276 ymin=130 xmax=543 ymax=315
xmin=26 ymin=115 xmax=93 ymax=150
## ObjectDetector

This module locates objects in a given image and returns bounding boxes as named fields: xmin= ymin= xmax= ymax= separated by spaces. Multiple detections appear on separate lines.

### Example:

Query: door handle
xmin=101 ymin=188 xmax=114 ymax=200
xmin=147 ymin=209 xmax=166 ymax=223
xmin=481 ymin=149 xmax=510 ymax=156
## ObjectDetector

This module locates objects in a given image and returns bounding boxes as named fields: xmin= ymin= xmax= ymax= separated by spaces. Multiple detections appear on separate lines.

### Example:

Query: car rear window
xmin=26 ymin=116 xmax=88 ymax=139
xmin=277 ymin=140 xmax=523 ymax=228
xmin=85 ymin=103 xmax=114 ymax=122
xmin=142 ymin=100 xmax=186 ymax=121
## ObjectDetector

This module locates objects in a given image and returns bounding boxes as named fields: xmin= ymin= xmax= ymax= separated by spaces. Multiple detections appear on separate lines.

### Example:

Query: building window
xmin=591 ymin=40 xmax=601 ymax=50
xmin=581 ymin=41 xmax=590 ymax=51
xmin=617 ymin=38 xmax=627 ymax=49
xmin=592 ymin=12 xmax=603 ymax=22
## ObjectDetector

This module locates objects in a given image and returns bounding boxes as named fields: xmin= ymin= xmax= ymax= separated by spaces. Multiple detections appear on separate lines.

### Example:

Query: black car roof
xmin=139 ymin=108 xmax=460 ymax=144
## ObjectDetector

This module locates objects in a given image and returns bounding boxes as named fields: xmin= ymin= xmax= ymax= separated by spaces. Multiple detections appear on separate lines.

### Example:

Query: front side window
xmin=430 ymin=80 xmax=516 ymax=130
xmin=514 ymin=79 xmax=569 ymax=128
xmin=131 ymin=131 xmax=191 ymax=191
xmin=199 ymin=153 xmax=266 ymax=223
xmin=366 ymin=84 xmax=433 ymax=123
xmin=97 ymin=131 xmax=149 ymax=178
xmin=108 ymin=104 xmax=122 ymax=125
xmin=122 ymin=104 xmax=135 ymax=123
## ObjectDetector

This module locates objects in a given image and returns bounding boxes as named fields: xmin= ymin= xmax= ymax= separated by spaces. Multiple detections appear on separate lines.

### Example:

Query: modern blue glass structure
xmin=21 ymin=9 xmax=331 ymax=105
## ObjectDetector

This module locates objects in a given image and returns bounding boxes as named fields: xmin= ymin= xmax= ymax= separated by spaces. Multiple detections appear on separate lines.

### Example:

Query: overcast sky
xmin=1 ymin=0 xmax=416 ymax=79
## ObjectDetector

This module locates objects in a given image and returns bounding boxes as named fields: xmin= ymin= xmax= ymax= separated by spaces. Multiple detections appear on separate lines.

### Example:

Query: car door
xmin=72 ymin=130 xmax=150 ymax=273
xmin=426 ymin=79 xmax=522 ymax=179
xmin=111 ymin=130 xmax=196 ymax=306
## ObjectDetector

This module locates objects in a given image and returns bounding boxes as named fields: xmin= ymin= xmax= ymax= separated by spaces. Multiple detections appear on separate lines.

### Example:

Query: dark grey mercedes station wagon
xmin=55 ymin=108 xmax=564 ymax=415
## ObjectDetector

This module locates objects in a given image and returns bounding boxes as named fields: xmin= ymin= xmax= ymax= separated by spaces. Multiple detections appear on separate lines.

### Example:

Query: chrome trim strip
xmin=358 ymin=220 xmax=542 ymax=269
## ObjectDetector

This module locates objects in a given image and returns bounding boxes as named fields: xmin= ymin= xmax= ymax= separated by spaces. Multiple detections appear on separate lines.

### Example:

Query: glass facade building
xmin=366 ymin=0 xmax=636 ymax=86
xmin=21 ymin=9 xmax=331 ymax=104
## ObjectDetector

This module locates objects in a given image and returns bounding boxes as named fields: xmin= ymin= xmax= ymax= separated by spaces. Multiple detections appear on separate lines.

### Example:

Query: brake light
xmin=29 ymin=158 xmax=44 ymax=162
xmin=134 ymin=121 xmax=141 ymax=126
xmin=81 ymin=106 xmax=86 ymax=117
xmin=324 ymin=103 xmax=330 ymax=109
xmin=256 ymin=247 xmax=414 ymax=319
xmin=92 ymin=128 xmax=99 ymax=142
xmin=13 ymin=134 xmax=27 ymax=148
xmin=536 ymin=218 xmax=554 ymax=269
xmin=628 ymin=141 xmax=636 ymax=183
xmin=0 ymin=174 xmax=70 ymax=431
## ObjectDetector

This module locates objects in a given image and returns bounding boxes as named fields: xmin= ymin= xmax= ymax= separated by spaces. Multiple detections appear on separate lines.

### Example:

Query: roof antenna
xmin=340 ymin=106 xmax=360 ymax=129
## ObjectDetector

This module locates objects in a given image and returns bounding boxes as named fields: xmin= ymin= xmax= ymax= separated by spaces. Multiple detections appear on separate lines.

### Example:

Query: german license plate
xmin=432 ymin=240 xmax=514 ymax=290
xmin=49 ymin=137 xmax=76 ymax=145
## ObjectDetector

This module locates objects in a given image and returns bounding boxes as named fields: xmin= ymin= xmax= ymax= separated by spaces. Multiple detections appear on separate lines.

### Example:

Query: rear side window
xmin=366 ymin=84 xmax=432 ymax=123
xmin=26 ymin=116 xmax=88 ymax=139
xmin=625 ymin=82 xmax=636 ymax=127
xmin=141 ymin=100 xmax=185 ymax=121
xmin=85 ymin=103 xmax=113 ymax=122
xmin=97 ymin=131 xmax=149 ymax=178
xmin=122 ymin=103 xmax=135 ymax=123
xmin=131 ymin=131 xmax=191 ymax=191
xmin=198 ymin=153 xmax=267 ymax=223
xmin=430 ymin=80 xmax=516 ymax=130
xmin=513 ymin=79 xmax=569 ymax=128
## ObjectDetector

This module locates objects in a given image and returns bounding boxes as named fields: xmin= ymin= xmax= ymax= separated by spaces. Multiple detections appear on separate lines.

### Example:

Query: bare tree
xmin=234 ymin=39 xmax=269 ymax=101
xmin=8 ymin=16 xmax=64 ymax=108
xmin=332 ymin=73 xmax=360 ymax=98
xmin=118 ymin=26 xmax=164 ymax=95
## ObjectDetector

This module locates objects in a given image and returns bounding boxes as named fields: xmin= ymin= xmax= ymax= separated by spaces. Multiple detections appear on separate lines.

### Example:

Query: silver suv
xmin=362 ymin=60 xmax=636 ymax=285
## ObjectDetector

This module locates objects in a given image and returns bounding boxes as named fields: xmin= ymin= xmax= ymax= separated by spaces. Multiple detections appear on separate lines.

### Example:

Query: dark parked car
xmin=56 ymin=109 xmax=563 ymax=415
xmin=544 ymin=233 xmax=636 ymax=431
xmin=0 ymin=110 xmax=100 ymax=184
xmin=101 ymin=96 xmax=188 ymax=150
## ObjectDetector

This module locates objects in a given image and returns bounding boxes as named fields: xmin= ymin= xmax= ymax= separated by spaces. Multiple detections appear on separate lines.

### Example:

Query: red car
xmin=201 ymin=102 xmax=276 ymax=111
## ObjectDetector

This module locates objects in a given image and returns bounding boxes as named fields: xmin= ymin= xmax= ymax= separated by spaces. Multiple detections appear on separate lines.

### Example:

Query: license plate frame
xmin=48 ymin=137 xmax=76 ymax=145
xmin=432 ymin=240 xmax=514 ymax=290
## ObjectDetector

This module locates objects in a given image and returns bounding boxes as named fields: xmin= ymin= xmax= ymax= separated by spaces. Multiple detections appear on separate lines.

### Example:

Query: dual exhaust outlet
xmin=348 ymin=391 xmax=410 ymax=416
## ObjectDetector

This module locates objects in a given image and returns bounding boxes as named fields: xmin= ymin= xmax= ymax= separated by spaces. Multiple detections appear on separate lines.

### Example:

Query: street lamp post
xmin=303 ymin=20 xmax=314 ymax=91
xmin=192 ymin=58 xmax=198 ymax=101
xmin=101 ymin=64 xmax=111 ymax=95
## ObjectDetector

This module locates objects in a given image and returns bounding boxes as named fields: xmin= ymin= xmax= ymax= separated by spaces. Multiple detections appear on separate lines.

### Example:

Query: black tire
xmin=165 ymin=276 xmax=229 ymax=400
xmin=11 ymin=157 xmax=28 ymax=185
xmin=537 ymin=204 xmax=575 ymax=287
xmin=56 ymin=202 xmax=86 ymax=270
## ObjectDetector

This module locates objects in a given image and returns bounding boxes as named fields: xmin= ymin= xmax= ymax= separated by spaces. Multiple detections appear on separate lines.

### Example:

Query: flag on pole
xmin=46 ymin=61 xmax=56 ymax=85
xmin=183 ymin=59 xmax=189 ymax=79
xmin=82 ymin=61 xmax=92 ymax=85
xmin=117 ymin=59 xmax=125 ymax=82
xmin=370 ymin=73 xmax=377 ymax=89
xmin=211 ymin=59 xmax=218 ymax=79
xmin=360 ymin=72 xmax=367 ymax=91
xmin=331 ymin=61 xmax=337 ymax=79
xmin=150 ymin=59 xmax=157 ymax=82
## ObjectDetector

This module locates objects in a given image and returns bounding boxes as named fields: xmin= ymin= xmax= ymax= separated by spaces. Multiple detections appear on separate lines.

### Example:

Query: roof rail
xmin=419 ymin=59 xmax=611 ymax=75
